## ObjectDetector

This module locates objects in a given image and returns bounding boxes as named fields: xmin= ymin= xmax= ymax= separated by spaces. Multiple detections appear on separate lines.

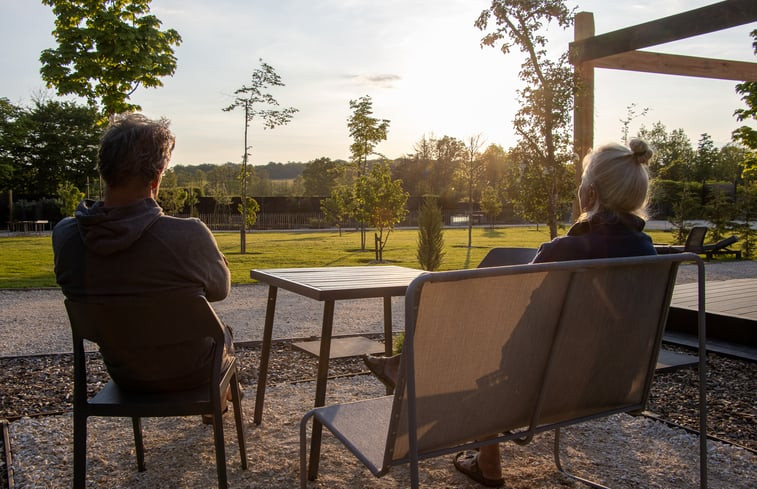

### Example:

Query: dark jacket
xmin=532 ymin=212 xmax=656 ymax=263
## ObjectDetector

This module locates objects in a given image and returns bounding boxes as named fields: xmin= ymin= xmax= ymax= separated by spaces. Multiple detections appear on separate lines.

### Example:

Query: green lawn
xmin=0 ymin=226 xmax=680 ymax=289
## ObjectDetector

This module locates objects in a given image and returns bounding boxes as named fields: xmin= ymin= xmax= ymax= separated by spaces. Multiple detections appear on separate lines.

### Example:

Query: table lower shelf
xmin=293 ymin=336 xmax=386 ymax=359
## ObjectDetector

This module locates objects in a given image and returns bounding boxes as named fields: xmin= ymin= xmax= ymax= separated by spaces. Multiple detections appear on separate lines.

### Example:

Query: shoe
xmin=453 ymin=451 xmax=504 ymax=488
xmin=201 ymin=384 xmax=243 ymax=425
xmin=201 ymin=407 xmax=228 ymax=425
xmin=362 ymin=354 xmax=396 ymax=389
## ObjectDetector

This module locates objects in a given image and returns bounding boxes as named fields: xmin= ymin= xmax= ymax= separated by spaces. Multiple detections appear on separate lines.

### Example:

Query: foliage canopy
xmin=40 ymin=0 xmax=182 ymax=117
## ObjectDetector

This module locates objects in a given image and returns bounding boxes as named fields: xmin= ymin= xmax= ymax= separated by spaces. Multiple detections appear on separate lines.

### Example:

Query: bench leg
xmin=553 ymin=428 xmax=611 ymax=489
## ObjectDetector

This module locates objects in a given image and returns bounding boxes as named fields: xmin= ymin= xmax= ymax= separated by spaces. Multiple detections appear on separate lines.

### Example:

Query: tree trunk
xmin=240 ymin=105 xmax=248 ymax=254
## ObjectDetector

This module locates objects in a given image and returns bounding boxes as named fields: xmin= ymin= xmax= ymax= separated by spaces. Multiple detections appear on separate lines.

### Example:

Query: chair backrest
xmin=385 ymin=254 xmax=686 ymax=463
xmin=684 ymin=226 xmax=708 ymax=251
xmin=476 ymin=247 xmax=538 ymax=268
xmin=65 ymin=296 xmax=226 ymax=387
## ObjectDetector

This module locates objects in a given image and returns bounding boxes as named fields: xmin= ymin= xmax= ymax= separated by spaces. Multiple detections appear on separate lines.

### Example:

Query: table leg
xmin=308 ymin=299 xmax=335 ymax=480
xmin=383 ymin=296 xmax=394 ymax=395
xmin=253 ymin=285 xmax=277 ymax=425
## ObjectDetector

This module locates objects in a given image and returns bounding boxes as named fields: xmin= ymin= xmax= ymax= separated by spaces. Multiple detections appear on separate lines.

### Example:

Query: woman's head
xmin=98 ymin=113 xmax=175 ymax=189
xmin=578 ymin=138 xmax=653 ymax=221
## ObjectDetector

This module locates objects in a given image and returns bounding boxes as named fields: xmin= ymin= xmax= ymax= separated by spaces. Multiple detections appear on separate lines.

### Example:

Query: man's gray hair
xmin=98 ymin=113 xmax=175 ymax=187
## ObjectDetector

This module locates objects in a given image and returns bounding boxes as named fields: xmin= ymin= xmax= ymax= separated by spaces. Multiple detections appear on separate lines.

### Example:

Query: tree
xmin=0 ymin=98 xmax=26 ymax=192
xmin=638 ymin=122 xmax=695 ymax=179
xmin=155 ymin=169 xmax=187 ymax=215
xmin=238 ymin=196 xmax=260 ymax=230
xmin=732 ymin=29 xmax=757 ymax=151
xmin=354 ymin=163 xmax=408 ymax=262
xmin=223 ymin=59 xmax=298 ymax=253
xmin=416 ymin=196 xmax=445 ymax=271
xmin=619 ymin=103 xmax=649 ymax=144
xmin=457 ymin=134 xmax=486 ymax=247
xmin=715 ymin=143 xmax=749 ymax=189
xmin=480 ymin=143 xmax=512 ymax=189
xmin=40 ymin=0 xmax=182 ymax=117
xmin=433 ymin=136 xmax=465 ymax=198
xmin=347 ymin=95 xmax=390 ymax=250
xmin=156 ymin=187 xmax=187 ymax=216
xmin=693 ymin=134 xmax=718 ymax=183
xmin=668 ymin=183 xmax=700 ymax=243
xmin=703 ymin=188 xmax=736 ymax=241
xmin=347 ymin=95 xmax=390 ymax=176
xmin=476 ymin=0 xmax=575 ymax=239
xmin=321 ymin=185 xmax=351 ymax=236
xmin=734 ymin=183 xmax=757 ymax=258
xmin=480 ymin=185 xmax=503 ymax=227
xmin=302 ymin=157 xmax=341 ymax=196
xmin=56 ymin=182 xmax=84 ymax=217
xmin=505 ymin=142 xmax=575 ymax=231
xmin=9 ymin=98 xmax=101 ymax=197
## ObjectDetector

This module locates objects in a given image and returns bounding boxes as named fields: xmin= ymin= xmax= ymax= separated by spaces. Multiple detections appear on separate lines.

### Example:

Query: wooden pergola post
xmin=569 ymin=0 xmax=757 ymax=222
xmin=572 ymin=11 xmax=594 ymax=221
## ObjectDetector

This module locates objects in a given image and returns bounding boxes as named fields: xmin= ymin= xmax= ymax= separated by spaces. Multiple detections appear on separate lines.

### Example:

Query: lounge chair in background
xmin=659 ymin=226 xmax=741 ymax=260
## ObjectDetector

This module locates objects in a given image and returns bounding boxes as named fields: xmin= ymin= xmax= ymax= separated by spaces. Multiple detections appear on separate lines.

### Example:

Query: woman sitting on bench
xmin=365 ymin=138 xmax=657 ymax=487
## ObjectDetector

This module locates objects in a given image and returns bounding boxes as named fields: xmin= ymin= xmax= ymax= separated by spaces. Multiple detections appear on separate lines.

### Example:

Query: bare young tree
xmin=457 ymin=134 xmax=486 ymax=247
xmin=223 ymin=59 xmax=297 ymax=253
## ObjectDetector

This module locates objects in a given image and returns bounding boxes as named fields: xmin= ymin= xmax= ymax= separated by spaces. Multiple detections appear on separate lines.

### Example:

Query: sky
xmin=1 ymin=1 xmax=755 ymax=168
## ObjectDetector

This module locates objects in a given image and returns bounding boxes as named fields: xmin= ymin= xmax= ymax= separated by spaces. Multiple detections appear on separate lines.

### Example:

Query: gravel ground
xmin=1 ymin=259 xmax=755 ymax=488
xmin=1 ymin=261 xmax=756 ymax=358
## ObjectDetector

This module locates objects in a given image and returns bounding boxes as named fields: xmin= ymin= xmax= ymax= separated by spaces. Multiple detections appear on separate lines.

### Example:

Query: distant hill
xmin=172 ymin=161 xmax=309 ymax=181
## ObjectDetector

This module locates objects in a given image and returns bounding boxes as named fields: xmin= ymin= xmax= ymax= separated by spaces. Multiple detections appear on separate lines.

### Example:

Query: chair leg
xmin=212 ymin=405 xmax=229 ymax=489
xmin=553 ymin=428 xmax=610 ymax=489
xmin=299 ymin=411 xmax=317 ymax=489
xmin=73 ymin=411 xmax=87 ymax=489
xmin=230 ymin=374 xmax=248 ymax=470
xmin=131 ymin=417 xmax=146 ymax=472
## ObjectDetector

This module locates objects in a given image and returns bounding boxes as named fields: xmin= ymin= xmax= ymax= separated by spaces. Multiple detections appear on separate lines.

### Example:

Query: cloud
xmin=345 ymin=73 xmax=402 ymax=88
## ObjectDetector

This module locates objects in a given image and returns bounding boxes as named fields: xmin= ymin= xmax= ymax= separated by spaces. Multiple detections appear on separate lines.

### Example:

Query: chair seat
xmin=311 ymin=396 xmax=394 ymax=476
xmin=89 ymin=380 xmax=214 ymax=417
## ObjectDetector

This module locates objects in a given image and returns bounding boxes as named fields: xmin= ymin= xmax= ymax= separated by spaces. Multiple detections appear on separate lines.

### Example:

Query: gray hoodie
xmin=53 ymin=198 xmax=231 ymax=391
xmin=53 ymin=198 xmax=229 ymax=303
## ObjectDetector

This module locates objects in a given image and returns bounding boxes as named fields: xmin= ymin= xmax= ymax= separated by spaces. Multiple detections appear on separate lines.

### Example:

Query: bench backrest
xmin=385 ymin=255 xmax=682 ymax=462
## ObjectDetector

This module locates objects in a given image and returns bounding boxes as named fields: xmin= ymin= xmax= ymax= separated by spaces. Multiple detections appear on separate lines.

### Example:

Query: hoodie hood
xmin=75 ymin=198 xmax=163 ymax=255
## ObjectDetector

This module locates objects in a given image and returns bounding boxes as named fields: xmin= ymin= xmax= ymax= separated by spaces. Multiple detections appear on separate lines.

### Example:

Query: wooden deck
xmin=667 ymin=278 xmax=757 ymax=359
xmin=671 ymin=279 xmax=757 ymax=321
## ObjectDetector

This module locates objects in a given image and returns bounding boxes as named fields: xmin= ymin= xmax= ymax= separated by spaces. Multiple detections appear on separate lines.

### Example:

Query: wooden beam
xmin=592 ymin=51 xmax=757 ymax=82
xmin=572 ymin=12 xmax=594 ymax=221
xmin=570 ymin=0 xmax=757 ymax=63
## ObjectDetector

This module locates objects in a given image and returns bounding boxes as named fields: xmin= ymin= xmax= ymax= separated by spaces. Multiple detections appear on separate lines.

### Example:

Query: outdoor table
xmin=249 ymin=265 xmax=424 ymax=471
xmin=249 ymin=265 xmax=424 ymax=422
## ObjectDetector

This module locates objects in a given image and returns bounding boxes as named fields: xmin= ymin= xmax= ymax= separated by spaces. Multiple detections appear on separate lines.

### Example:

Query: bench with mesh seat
xmin=300 ymin=253 xmax=708 ymax=489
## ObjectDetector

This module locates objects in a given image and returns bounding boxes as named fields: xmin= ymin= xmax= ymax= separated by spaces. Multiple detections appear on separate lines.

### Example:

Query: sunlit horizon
xmin=1 ymin=0 xmax=754 ymax=167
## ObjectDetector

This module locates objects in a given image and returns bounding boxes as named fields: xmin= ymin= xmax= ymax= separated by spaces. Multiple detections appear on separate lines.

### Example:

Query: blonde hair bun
xmin=628 ymin=138 xmax=653 ymax=165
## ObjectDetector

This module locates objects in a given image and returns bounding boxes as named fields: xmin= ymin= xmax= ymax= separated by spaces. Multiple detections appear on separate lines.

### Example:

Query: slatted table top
xmin=250 ymin=265 xmax=426 ymax=301
xmin=671 ymin=278 xmax=757 ymax=321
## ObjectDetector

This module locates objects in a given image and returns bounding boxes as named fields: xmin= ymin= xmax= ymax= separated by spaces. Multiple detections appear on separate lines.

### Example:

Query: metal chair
xmin=65 ymin=296 xmax=247 ymax=489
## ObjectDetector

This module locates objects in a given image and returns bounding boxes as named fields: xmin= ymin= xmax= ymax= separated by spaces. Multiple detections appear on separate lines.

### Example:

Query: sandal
xmin=453 ymin=451 xmax=504 ymax=488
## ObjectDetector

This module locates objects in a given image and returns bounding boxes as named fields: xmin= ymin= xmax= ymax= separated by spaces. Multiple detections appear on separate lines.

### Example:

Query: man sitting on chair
xmin=53 ymin=113 xmax=234 ymax=397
